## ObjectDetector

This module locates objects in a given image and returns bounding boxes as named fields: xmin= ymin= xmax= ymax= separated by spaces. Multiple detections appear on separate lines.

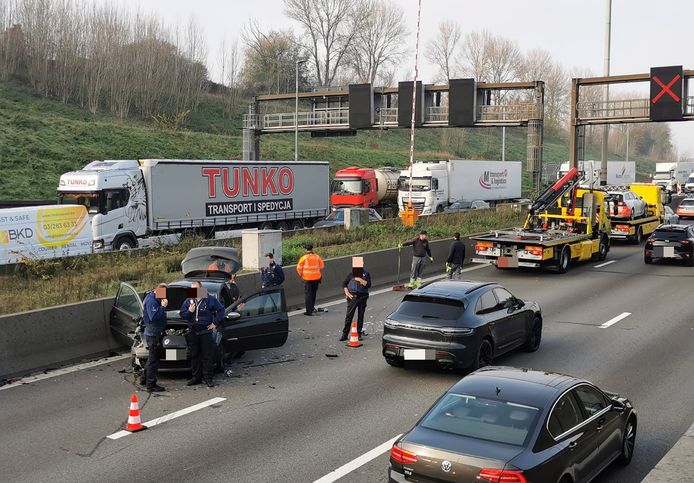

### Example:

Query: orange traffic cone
xmin=124 ymin=393 xmax=146 ymax=432
xmin=346 ymin=321 xmax=362 ymax=348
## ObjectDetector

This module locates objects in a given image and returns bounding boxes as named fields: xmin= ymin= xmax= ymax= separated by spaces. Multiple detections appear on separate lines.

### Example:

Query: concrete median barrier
xmin=0 ymin=236 xmax=480 ymax=380
xmin=642 ymin=422 xmax=694 ymax=482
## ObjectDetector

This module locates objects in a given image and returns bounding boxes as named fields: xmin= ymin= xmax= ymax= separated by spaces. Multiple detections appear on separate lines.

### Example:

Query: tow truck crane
xmin=471 ymin=167 xmax=612 ymax=273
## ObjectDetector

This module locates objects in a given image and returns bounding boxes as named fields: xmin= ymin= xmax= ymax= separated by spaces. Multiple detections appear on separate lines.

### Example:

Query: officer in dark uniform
xmin=340 ymin=257 xmax=371 ymax=341
xmin=180 ymin=281 xmax=225 ymax=388
xmin=141 ymin=283 xmax=168 ymax=392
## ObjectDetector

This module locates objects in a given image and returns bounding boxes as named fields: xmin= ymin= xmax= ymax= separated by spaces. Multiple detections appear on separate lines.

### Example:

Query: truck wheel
xmin=557 ymin=247 xmax=570 ymax=273
xmin=259 ymin=221 xmax=274 ymax=230
xmin=276 ymin=221 xmax=289 ymax=231
xmin=291 ymin=220 xmax=304 ymax=230
xmin=114 ymin=236 xmax=136 ymax=250
xmin=633 ymin=227 xmax=644 ymax=244
xmin=593 ymin=236 xmax=608 ymax=261
xmin=436 ymin=205 xmax=444 ymax=213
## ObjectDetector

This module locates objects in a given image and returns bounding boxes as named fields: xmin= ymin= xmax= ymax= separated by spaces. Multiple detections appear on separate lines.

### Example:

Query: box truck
xmin=57 ymin=160 xmax=330 ymax=251
xmin=397 ymin=160 xmax=522 ymax=215
xmin=330 ymin=166 xmax=400 ymax=217
xmin=652 ymin=161 xmax=694 ymax=198
xmin=558 ymin=160 xmax=636 ymax=187
xmin=0 ymin=205 xmax=92 ymax=264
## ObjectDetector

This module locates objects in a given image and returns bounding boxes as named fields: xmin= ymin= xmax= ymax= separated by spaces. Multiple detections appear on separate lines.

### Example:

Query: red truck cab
xmin=331 ymin=167 xmax=377 ymax=208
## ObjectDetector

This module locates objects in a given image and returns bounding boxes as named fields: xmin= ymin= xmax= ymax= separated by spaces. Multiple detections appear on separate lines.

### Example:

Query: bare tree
xmin=218 ymin=37 xmax=243 ymax=118
xmin=425 ymin=20 xmax=461 ymax=82
xmin=518 ymin=48 xmax=569 ymax=128
xmin=485 ymin=34 xmax=520 ymax=84
xmin=458 ymin=30 xmax=491 ymax=81
xmin=345 ymin=0 xmax=407 ymax=85
xmin=284 ymin=0 xmax=368 ymax=87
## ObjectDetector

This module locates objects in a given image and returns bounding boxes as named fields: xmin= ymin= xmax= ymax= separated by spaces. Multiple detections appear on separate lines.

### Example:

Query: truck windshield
xmin=398 ymin=177 xmax=430 ymax=192
xmin=58 ymin=191 xmax=102 ymax=214
xmin=653 ymin=173 xmax=671 ymax=180
xmin=331 ymin=178 xmax=363 ymax=195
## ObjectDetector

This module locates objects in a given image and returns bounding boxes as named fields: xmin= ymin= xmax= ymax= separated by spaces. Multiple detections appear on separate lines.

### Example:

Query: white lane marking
xmin=599 ymin=312 xmax=631 ymax=329
xmin=313 ymin=434 xmax=402 ymax=483
xmin=290 ymin=264 xmax=489 ymax=317
xmin=594 ymin=260 xmax=617 ymax=268
xmin=0 ymin=354 xmax=130 ymax=392
xmin=107 ymin=397 xmax=226 ymax=440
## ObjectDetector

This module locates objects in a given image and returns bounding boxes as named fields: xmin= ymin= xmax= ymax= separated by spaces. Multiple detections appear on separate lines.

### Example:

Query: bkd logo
xmin=0 ymin=228 xmax=34 ymax=244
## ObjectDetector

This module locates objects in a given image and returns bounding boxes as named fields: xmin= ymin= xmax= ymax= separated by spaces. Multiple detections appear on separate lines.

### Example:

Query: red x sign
xmin=652 ymin=74 xmax=681 ymax=103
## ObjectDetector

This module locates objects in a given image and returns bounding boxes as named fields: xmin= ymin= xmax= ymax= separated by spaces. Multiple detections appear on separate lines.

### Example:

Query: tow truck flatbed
xmin=609 ymin=215 xmax=662 ymax=241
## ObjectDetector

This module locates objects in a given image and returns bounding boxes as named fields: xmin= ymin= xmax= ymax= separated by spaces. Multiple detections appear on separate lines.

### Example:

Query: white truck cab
xmin=397 ymin=161 xmax=449 ymax=215
xmin=685 ymin=173 xmax=694 ymax=193
xmin=58 ymin=160 xmax=147 ymax=250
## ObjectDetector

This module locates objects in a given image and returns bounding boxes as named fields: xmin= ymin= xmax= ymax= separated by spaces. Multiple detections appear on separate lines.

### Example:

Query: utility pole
xmin=295 ymin=59 xmax=307 ymax=161
xmin=600 ymin=0 xmax=612 ymax=186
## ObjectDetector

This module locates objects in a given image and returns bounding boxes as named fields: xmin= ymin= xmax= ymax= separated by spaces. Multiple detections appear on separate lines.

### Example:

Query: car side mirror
xmin=515 ymin=298 xmax=525 ymax=308
xmin=226 ymin=311 xmax=241 ymax=321
xmin=611 ymin=398 xmax=626 ymax=412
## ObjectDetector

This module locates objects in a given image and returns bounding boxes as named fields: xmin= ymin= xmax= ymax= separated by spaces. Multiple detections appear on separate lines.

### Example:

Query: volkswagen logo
xmin=441 ymin=460 xmax=452 ymax=473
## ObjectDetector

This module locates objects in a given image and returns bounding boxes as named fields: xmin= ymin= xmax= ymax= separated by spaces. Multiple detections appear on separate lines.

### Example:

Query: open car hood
xmin=181 ymin=247 xmax=241 ymax=279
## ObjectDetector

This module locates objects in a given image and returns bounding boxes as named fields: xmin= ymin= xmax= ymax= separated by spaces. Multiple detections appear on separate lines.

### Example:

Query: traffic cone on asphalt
xmin=124 ymin=393 xmax=146 ymax=432
xmin=346 ymin=321 xmax=362 ymax=348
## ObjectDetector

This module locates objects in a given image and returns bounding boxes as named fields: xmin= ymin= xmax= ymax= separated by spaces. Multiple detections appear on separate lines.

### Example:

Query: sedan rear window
xmin=681 ymin=199 xmax=694 ymax=206
xmin=420 ymin=394 xmax=540 ymax=446
xmin=394 ymin=295 xmax=465 ymax=323
xmin=652 ymin=229 xmax=687 ymax=241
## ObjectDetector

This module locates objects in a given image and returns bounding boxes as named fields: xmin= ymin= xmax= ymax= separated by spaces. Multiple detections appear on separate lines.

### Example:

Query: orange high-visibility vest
xmin=297 ymin=253 xmax=324 ymax=281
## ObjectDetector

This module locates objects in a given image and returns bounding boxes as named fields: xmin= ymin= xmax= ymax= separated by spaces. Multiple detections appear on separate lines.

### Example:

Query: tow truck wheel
xmin=634 ymin=227 xmax=644 ymax=244
xmin=598 ymin=236 xmax=608 ymax=260
xmin=557 ymin=247 xmax=570 ymax=273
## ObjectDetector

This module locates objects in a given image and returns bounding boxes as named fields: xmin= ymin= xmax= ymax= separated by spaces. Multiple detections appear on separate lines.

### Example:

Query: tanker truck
xmin=330 ymin=166 xmax=400 ymax=217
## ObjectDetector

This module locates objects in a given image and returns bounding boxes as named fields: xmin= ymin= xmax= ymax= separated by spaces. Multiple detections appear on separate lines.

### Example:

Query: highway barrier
xmin=0 ymin=237 xmax=476 ymax=380
xmin=642 ymin=421 xmax=694 ymax=482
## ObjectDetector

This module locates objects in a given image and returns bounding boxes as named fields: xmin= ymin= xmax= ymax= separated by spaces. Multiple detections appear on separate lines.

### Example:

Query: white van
xmin=0 ymin=205 xmax=92 ymax=264
xmin=685 ymin=173 xmax=694 ymax=193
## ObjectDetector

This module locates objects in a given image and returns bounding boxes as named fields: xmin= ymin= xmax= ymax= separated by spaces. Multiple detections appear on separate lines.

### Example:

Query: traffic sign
xmin=650 ymin=66 xmax=684 ymax=121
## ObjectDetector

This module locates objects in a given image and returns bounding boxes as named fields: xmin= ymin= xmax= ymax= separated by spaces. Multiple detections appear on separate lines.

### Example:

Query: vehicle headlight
xmin=93 ymin=239 xmax=105 ymax=250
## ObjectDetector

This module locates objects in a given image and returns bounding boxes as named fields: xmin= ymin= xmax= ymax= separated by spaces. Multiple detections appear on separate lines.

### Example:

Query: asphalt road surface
xmin=2 ymin=224 xmax=694 ymax=483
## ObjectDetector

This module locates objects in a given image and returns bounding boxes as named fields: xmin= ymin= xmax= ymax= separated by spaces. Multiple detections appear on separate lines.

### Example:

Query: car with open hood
xmin=110 ymin=247 xmax=289 ymax=372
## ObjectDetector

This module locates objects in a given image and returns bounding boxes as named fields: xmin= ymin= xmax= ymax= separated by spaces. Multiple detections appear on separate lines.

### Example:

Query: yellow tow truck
xmin=605 ymin=184 xmax=665 ymax=243
xmin=472 ymin=167 xmax=612 ymax=273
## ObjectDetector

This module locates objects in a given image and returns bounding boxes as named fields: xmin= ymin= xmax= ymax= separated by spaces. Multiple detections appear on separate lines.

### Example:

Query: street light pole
xmin=600 ymin=0 xmax=612 ymax=185
xmin=295 ymin=59 xmax=307 ymax=162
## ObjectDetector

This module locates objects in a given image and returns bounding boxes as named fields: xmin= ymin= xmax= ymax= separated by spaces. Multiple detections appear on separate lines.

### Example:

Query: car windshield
xmin=420 ymin=393 xmax=540 ymax=446
xmin=393 ymin=295 xmax=465 ymax=324
xmin=398 ymin=177 xmax=431 ymax=192
xmin=688 ymin=177 xmax=694 ymax=183
xmin=325 ymin=210 xmax=345 ymax=222
xmin=653 ymin=229 xmax=688 ymax=241
xmin=331 ymin=178 xmax=363 ymax=195
xmin=58 ymin=191 xmax=102 ymax=214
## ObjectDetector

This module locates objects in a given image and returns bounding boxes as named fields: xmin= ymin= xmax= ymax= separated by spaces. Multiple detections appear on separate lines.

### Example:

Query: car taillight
xmin=390 ymin=444 xmax=418 ymax=464
xmin=478 ymin=468 xmax=527 ymax=483
xmin=681 ymin=240 xmax=692 ymax=245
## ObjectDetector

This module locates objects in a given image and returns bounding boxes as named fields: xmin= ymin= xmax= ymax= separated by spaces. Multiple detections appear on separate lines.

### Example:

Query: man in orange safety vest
xmin=296 ymin=243 xmax=324 ymax=316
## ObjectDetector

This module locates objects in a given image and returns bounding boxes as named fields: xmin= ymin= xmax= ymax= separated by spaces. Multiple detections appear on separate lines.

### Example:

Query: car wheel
xmin=558 ymin=476 xmax=573 ymax=483
xmin=617 ymin=417 xmax=637 ymax=465
xmin=385 ymin=357 xmax=404 ymax=368
xmin=523 ymin=317 xmax=542 ymax=352
xmin=557 ymin=247 xmax=570 ymax=274
xmin=471 ymin=338 xmax=493 ymax=371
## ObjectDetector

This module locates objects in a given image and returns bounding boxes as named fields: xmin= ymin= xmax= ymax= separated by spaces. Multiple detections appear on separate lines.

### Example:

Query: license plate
xmin=165 ymin=349 xmax=187 ymax=361
xmin=654 ymin=246 xmax=675 ymax=257
xmin=403 ymin=349 xmax=435 ymax=361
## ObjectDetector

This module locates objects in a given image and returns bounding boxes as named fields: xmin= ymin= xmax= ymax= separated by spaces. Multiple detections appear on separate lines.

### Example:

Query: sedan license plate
xmin=654 ymin=246 xmax=675 ymax=258
xmin=165 ymin=349 xmax=187 ymax=361
xmin=402 ymin=349 xmax=435 ymax=361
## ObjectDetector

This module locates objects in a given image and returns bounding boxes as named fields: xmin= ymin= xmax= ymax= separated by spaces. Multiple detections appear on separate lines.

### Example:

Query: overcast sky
xmin=110 ymin=0 xmax=694 ymax=155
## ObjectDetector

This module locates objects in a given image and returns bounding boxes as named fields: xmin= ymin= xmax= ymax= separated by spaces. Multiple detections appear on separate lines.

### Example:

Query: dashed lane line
xmin=313 ymin=434 xmax=402 ymax=483
xmin=599 ymin=312 xmax=631 ymax=329
xmin=594 ymin=260 xmax=617 ymax=269
xmin=107 ymin=397 xmax=226 ymax=440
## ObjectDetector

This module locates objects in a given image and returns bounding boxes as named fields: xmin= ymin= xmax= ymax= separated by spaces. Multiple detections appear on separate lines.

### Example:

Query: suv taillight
xmin=390 ymin=444 xmax=418 ymax=464
xmin=478 ymin=468 xmax=527 ymax=483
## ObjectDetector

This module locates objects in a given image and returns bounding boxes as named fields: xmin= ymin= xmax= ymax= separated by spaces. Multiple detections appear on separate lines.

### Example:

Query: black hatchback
xmin=382 ymin=281 xmax=542 ymax=371
xmin=644 ymin=224 xmax=694 ymax=266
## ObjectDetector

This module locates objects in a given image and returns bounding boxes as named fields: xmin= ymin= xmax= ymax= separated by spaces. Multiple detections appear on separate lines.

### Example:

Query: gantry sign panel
xmin=650 ymin=65 xmax=684 ymax=122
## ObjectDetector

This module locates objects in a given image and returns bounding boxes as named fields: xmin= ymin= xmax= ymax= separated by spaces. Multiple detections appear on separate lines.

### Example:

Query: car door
xmin=545 ymin=391 xmax=598 ymax=483
xmin=475 ymin=288 xmax=513 ymax=351
xmin=222 ymin=287 xmax=289 ymax=352
xmin=109 ymin=282 xmax=143 ymax=346
xmin=492 ymin=287 xmax=528 ymax=349
xmin=573 ymin=384 xmax=622 ymax=475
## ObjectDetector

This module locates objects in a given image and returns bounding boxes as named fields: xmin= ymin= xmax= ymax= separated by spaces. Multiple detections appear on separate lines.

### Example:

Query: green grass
xmin=0 ymin=209 xmax=524 ymax=315
xmin=0 ymin=80 xmax=651 ymax=200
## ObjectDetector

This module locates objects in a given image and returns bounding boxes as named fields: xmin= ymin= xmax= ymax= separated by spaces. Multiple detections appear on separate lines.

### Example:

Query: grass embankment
xmin=0 ymin=209 xmax=524 ymax=315
xmin=0 ymin=80 xmax=643 ymax=200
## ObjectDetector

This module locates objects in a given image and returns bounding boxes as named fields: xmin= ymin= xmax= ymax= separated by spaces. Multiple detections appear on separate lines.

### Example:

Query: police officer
xmin=261 ymin=252 xmax=285 ymax=288
xmin=399 ymin=230 xmax=433 ymax=288
xmin=296 ymin=244 xmax=324 ymax=316
xmin=140 ymin=283 xmax=168 ymax=392
xmin=180 ymin=281 xmax=225 ymax=388
xmin=446 ymin=232 xmax=466 ymax=279
xmin=340 ymin=257 xmax=371 ymax=341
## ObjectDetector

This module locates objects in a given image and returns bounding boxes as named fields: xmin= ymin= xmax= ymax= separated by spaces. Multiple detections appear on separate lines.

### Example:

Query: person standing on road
xmin=446 ymin=232 xmax=465 ymax=280
xmin=261 ymin=252 xmax=285 ymax=288
xmin=180 ymin=281 xmax=225 ymax=388
xmin=296 ymin=244 xmax=324 ymax=316
xmin=340 ymin=257 xmax=371 ymax=342
xmin=399 ymin=230 xmax=433 ymax=289
xmin=140 ymin=283 xmax=168 ymax=392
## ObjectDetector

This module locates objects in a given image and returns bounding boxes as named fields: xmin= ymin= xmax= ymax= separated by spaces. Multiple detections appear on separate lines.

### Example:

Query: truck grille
xmin=402 ymin=201 xmax=425 ymax=213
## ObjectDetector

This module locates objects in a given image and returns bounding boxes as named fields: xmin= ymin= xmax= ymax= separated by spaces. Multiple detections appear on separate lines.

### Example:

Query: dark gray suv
xmin=382 ymin=280 xmax=542 ymax=371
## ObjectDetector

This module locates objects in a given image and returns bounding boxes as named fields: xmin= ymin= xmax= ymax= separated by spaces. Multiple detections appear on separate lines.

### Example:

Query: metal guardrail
xmin=577 ymin=98 xmax=650 ymax=120
xmin=478 ymin=103 xmax=541 ymax=122
xmin=376 ymin=107 xmax=398 ymax=125
xmin=262 ymin=109 xmax=349 ymax=130
xmin=426 ymin=106 xmax=448 ymax=123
